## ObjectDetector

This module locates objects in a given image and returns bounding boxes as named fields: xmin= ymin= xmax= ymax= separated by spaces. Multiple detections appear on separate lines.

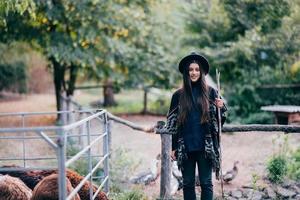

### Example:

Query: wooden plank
xmin=257 ymin=84 xmax=300 ymax=89
xmin=261 ymin=105 xmax=300 ymax=113
xmin=222 ymin=124 xmax=300 ymax=133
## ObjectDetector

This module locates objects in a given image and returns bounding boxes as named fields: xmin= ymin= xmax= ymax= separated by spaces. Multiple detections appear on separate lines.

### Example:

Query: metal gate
xmin=0 ymin=109 xmax=110 ymax=200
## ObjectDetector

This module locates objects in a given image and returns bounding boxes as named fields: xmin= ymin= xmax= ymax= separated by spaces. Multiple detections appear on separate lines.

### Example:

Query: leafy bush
xmin=267 ymin=155 xmax=288 ymax=183
xmin=287 ymin=147 xmax=300 ymax=181
xmin=149 ymin=96 xmax=169 ymax=115
xmin=0 ymin=62 xmax=28 ymax=93
xmin=241 ymin=112 xmax=273 ymax=124
xmin=66 ymin=138 xmax=103 ymax=183
xmin=110 ymin=148 xmax=141 ymax=193
xmin=109 ymin=152 xmax=148 ymax=199
xmin=266 ymin=135 xmax=289 ymax=183
xmin=0 ymin=42 xmax=31 ymax=93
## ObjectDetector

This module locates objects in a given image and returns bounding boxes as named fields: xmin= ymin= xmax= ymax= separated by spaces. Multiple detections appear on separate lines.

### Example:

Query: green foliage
xmin=149 ymin=96 xmax=170 ymax=115
xmin=0 ymin=0 xmax=185 ymax=112
xmin=239 ymin=112 xmax=273 ymax=124
xmin=267 ymin=135 xmax=300 ymax=182
xmin=0 ymin=42 xmax=32 ymax=93
xmin=251 ymin=173 xmax=259 ymax=190
xmin=0 ymin=0 xmax=36 ymax=25
xmin=66 ymin=138 xmax=103 ymax=182
xmin=290 ymin=61 xmax=300 ymax=82
xmin=0 ymin=62 xmax=27 ymax=93
xmin=107 ymin=100 xmax=143 ymax=115
xmin=267 ymin=155 xmax=288 ymax=183
xmin=69 ymin=157 xmax=104 ymax=182
xmin=1 ymin=0 xmax=182 ymax=91
xmin=287 ymin=147 xmax=300 ymax=181
xmin=110 ymin=147 xmax=141 ymax=192
xmin=223 ymin=0 xmax=290 ymax=34
xmin=184 ymin=0 xmax=300 ymax=123
xmin=78 ymin=88 xmax=171 ymax=115
xmin=110 ymin=188 xmax=148 ymax=200
xmin=267 ymin=135 xmax=289 ymax=183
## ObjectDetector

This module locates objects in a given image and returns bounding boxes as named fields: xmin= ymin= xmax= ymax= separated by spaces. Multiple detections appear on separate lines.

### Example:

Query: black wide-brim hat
xmin=178 ymin=52 xmax=210 ymax=75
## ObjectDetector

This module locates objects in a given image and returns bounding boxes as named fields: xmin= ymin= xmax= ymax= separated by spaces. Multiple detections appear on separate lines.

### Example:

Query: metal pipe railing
xmin=0 ymin=92 xmax=154 ymax=200
xmin=0 ymin=154 xmax=104 ymax=162
xmin=103 ymin=113 xmax=110 ymax=193
xmin=0 ymin=108 xmax=109 ymax=200
xmin=0 ymin=109 xmax=96 ymax=117
xmin=65 ymin=132 xmax=107 ymax=167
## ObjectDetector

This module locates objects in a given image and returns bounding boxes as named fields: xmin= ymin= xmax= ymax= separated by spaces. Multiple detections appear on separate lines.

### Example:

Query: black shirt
xmin=181 ymin=86 xmax=207 ymax=152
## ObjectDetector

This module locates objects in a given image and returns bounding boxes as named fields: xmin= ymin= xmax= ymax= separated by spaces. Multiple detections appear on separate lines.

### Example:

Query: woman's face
xmin=189 ymin=63 xmax=201 ymax=82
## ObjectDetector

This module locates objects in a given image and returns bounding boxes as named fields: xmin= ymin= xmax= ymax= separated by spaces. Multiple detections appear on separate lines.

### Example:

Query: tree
xmin=0 ymin=0 xmax=183 ymax=113
xmin=0 ymin=42 xmax=35 ymax=93
xmin=184 ymin=0 xmax=300 ymax=123
xmin=0 ymin=0 xmax=35 ymax=25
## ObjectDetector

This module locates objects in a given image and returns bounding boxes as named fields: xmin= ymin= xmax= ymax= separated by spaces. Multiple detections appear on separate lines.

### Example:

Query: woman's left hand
xmin=215 ymin=98 xmax=224 ymax=108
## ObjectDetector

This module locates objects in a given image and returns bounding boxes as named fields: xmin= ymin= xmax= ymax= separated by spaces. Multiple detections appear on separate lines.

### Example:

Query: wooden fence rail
xmin=59 ymin=95 xmax=300 ymax=199
xmin=158 ymin=124 xmax=300 ymax=199
xmin=101 ymin=115 xmax=300 ymax=199
xmin=223 ymin=124 xmax=300 ymax=133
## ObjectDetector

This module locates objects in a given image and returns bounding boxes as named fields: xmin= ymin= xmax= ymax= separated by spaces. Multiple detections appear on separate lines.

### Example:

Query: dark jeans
xmin=182 ymin=151 xmax=213 ymax=200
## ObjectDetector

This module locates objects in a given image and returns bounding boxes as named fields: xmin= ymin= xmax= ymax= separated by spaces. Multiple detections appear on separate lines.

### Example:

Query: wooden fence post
xmin=159 ymin=134 xmax=172 ymax=200
xmin=142 ymin=87 xmax=149 ymax=114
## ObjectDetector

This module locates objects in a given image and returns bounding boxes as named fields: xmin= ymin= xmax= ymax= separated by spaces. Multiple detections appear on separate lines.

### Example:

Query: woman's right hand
xmin=171 ymin=150 xmax=176 ymax=161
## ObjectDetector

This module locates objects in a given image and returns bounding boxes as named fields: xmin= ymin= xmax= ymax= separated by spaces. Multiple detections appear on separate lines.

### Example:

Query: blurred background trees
xmin=0 ymin=0 xmax=183 ymax=110
xmin=184 ymin=0 xmax=300 ymax=123
xmin=0 ymin=0 xmax=299 ymax=123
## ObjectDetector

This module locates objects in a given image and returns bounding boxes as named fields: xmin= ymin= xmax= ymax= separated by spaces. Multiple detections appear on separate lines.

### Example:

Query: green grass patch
xmin=110 ymin=187 xmax=148 ymax=200
xmin=106 ymin=99 xmax=144 ymax=114
xmin=74 ymin=88 xmax=173 ymax=115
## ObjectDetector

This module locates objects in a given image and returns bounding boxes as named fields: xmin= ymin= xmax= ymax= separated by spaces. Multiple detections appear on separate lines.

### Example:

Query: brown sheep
xmin=31 ymin=173 xmax=80 ymax=200
xmin=0 ymin=174 xmax=32 ymax=200
xmin=37 ymin=169 xmax=108 ymax=200
xmin=0 ymin=166 xmax=108 ymax=200
xmin=0 ymin=165 xmax=44 ymax=189
xmin=66 ymin=170 xmax=108 ymax=200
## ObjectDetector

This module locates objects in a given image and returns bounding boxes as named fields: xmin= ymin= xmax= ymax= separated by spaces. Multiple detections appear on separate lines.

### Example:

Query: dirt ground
xmin=1 ymin=94 xmax=300 ymax=199
xmin=111 ymin=115 xmax=300 ymax=199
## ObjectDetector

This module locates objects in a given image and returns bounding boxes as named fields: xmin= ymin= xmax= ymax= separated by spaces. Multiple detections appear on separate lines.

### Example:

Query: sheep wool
xmin=0 ymin=166 xmax=108 ymax=200
xmin=0 ymin=174 xmax=32 ymax=200
xmin=31 ymin=173 xmax=80 ymax=200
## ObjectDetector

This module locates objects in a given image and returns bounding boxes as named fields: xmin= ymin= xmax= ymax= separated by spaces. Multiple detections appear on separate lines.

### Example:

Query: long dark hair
xmin=178 ymin=60 xmax=209 ymax=125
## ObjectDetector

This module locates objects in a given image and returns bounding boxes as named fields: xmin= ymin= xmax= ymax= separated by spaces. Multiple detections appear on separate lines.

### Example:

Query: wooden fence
xmin=60 ymin=94 xmax=300 ymax=199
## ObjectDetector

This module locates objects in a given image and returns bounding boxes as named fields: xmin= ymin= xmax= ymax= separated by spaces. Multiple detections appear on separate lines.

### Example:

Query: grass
xmin=74 ymin=88 xmax=173 ymax=115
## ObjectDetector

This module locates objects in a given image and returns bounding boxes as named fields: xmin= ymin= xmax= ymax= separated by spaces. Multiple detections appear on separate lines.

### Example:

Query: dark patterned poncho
xmin=165 ymin=86 xmax=227 ymax=180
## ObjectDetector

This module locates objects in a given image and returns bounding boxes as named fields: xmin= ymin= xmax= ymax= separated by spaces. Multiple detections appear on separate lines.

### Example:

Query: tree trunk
xmin=142 ymin=88 xmax=148 ymax=114
xmin=66 ymin=64 xmax=78 ymax=96
xmin=50 ymin=57 xmax=65 ymax=122
xmin=103 ymin=79 xmax=117 ymax=107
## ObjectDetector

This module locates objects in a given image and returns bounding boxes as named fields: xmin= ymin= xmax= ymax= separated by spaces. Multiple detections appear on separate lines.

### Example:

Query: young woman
xmin=169 ymin=52 xmax=227 ymax=200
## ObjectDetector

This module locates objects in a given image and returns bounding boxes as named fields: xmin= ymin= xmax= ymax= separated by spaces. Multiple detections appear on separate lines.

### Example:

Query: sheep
xmin=31 ymin=173 xmax=80 ymax=200
xmin=38 ymin=169 xmax=109 ymax=200
xmin=66 ymin=169 xmax=108 ymax=200
xmin=0 ymin=165 xmax=44 ymax=190
xmin=0 ymin=166 xmax=108 ymax=200
xmin=0 ymin=174 xmax=32 ymax=200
